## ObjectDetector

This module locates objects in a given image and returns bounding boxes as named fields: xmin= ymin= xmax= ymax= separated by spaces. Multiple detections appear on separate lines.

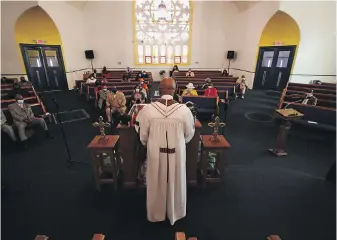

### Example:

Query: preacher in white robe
xmin=135 ymin=94 xmax=195 ymax=225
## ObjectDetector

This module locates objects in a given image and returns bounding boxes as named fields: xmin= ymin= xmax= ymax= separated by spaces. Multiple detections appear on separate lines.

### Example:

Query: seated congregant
xmin=105 ymin=86 xmax=127 ymax=123
xmin=237 ymin=75 xmax=247 ymax=99
xmin=222 ymin=69 xmax=229 ymax=76
xmin=185 ymin=69 xmax=195 ymax=77
xmin=11 ymin=79 xmax=30 ymax=98
xmin=1 ymin=110 xmax=17 ymax=142
xmin=86 ymin=74 xmax=96 ymax=84
xmin=200 ymin=78 xmax=212 ymax=90
xmin=159 ymin=70 xmax=166 ymax=79
xmin=141 ymin=70 xmax=148 ymax=78
xmin=131 ymin=86 xmax=146 ymax=107
xmin=170 ymin=65 xmax=179 ymax=77
xmin=19 ymin=76 xmax=30 ymax=87
xmin=182 ymin=83 xmax=198 ymax=96
xmin=302 ymin=90 xmax=318 ymax=106
xmin=204 ymin=83 xmax=220 ymax=104
xmin=97 ymin=85 xmax=110 ymax=111
xmin=204 ymin=83 xmax=218 ymax=97
xmin=101 ymin=66 xmax=108 ymax=75
xmin=93 ymin=69 xmax=98 ymax=78
xmin=8 ymin=94 xmax=53 ymax=148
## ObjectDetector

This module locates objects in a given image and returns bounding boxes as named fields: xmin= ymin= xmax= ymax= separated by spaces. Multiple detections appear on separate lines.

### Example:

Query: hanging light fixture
xmin=157 ymin=0 xmax=167 ymax=22
xmin=158 ymin=0 xmax=166 ymax=9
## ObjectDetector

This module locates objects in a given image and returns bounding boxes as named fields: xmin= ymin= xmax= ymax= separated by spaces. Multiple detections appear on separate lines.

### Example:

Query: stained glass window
xmin=135 ymin=0 xmax=192 ymax=65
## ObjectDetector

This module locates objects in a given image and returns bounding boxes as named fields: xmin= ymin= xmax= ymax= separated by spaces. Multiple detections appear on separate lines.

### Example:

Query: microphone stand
xmin=52 ymin=99 xmax=87 ymax=168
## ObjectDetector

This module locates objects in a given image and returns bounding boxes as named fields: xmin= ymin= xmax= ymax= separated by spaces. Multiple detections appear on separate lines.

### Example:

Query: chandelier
xmin=158 ymin=0 xmax=166 ymax=9
xmin=157 ymin=0 xmax=167 ymax=21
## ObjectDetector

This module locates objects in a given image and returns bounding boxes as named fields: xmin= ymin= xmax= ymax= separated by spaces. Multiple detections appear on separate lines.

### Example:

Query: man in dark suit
xmin=8 ymin=94 xmax=53 ymax=148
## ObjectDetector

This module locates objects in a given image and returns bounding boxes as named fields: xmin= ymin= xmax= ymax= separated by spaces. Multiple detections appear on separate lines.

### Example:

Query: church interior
xmin=1 ymin=1 xmax=336 ymax=240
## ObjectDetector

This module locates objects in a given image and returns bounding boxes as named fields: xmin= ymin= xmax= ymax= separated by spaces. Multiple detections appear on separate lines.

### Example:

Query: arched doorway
xmin=15 ymin=6 xmax=67 ymax=92
xmin=253 ymin=10 xmax=300 ymax=91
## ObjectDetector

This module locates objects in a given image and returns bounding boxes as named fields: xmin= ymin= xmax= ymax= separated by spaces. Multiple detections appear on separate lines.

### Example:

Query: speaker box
xmin=227 ymin=51 xmax=235 ymax=60
xmin=85 ymin=50 xmax=94 ymax=59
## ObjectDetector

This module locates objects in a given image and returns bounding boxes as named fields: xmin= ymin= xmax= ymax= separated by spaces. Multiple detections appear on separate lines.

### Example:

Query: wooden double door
xmin=20 ymin=44 xmax=68 ymax=92
xmin=253 ymin=45 xmax=296 ymax=91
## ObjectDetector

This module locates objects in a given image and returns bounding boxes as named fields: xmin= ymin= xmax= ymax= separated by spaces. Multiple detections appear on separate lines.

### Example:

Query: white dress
xmin=135 ymin=95 xmax=195 ymax=225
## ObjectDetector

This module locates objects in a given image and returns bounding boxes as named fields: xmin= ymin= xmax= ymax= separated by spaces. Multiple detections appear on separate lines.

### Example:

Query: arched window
xmin=182 ymin=45 xmax=188 ymax=63
xmin=152 ymin=45 xmax=159 ymax=63
xmin=134 ymin=0 xmax=192 ymax=65
xmin=138 ymin=45 xmax=144 ymax=63
xmin=167 ymin=46 xmax=173 ymax=64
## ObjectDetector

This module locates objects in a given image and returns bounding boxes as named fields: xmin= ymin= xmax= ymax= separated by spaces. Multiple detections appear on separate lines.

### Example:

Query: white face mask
xmin=17 ymin=100 xmax=24 ymax=104
xmin=103 ymin=88 xmax=107 ymax=91
xmin=136 ymin=89 xmax=140 ymax=92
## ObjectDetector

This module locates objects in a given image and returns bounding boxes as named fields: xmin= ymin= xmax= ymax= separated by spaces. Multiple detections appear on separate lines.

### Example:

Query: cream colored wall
xmin=83 ymin=1 xmax=237 ymax=80
xmin=1 ymin=1 xmax=38 ymax=74
xmin=280 ymin=1 xmax=336 ymax=84
xmin=1 ymin=1 xmax=90 ymax=88
xmin=227 ymin=1 xmax=280 ymax=88
xmin=38 ymin=1 xmax=90 ymax=87
xmin=2 ymin=1 xmax=335 ymax=85
xmin=229 ymin=1 xmax=336 ymax=87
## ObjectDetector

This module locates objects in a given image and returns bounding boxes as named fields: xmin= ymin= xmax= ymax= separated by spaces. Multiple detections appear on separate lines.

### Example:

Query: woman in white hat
xmin=182 ymin=82 xmax=198 ymax=96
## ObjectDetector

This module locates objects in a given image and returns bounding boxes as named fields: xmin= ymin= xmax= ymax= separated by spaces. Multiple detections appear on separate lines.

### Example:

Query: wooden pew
xmin=181 ymin=96 xmax=218 ymax=116
xmin=277 ymin=81 xmax=336 ymax=132
xmin=282 ymin=102 xmax=336 ymax=131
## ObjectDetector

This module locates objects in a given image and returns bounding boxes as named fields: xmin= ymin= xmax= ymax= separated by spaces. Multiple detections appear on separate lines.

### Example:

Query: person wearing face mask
xmin=86 ymin=74 xmax=97 ymax=84
xmin=19 ymin=76 xmax=30 ymax=87
xmin=1 ymin=110 xmax=17 ymax=142
xmin=182 ymin=83 xmax=198 ymax=96
xmin=131 ymin=87 xmax=146 ymax=107
xmin=237 ymin=75 xmax=247 ymax=99
xmin=141 ymin=71 xmax=148 ymax=78
xmin=302 ymin=90 xmax=317 ymax=106
xmin=106 ymin=86 xmax=127 ymax=123
xmin=8 ymin=94 xmax=53 ymax=148
xmin=93 ymin=69 xmax=98 ymax=78
xmin=185 ymin=69 xmax=195 ymax=77
xmin=97 ymin=85 xmax=110 ymax=110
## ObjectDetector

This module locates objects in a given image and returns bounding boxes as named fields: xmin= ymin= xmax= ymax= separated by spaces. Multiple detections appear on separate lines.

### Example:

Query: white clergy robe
xmin=135 ymin=95 xmax=195 ymax=225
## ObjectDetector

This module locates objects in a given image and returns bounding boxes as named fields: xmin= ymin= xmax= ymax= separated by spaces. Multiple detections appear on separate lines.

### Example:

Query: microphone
xmin=284 ymin=99 xmax=302 ymax=109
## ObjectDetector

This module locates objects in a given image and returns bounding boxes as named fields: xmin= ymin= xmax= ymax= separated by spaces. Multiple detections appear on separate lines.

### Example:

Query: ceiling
xmin=66 ymin=1 xmax=87 ymax=11
xmin=65 ymin=1 xmax=260 ymax=12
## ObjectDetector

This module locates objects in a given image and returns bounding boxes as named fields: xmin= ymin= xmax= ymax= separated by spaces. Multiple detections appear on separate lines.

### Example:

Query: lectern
xmin=269 ymin=108 xmax=304 ymax=157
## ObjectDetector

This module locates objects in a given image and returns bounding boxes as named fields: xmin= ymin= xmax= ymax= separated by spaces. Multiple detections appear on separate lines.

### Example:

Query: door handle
xmin=276 ymin=72 xmax=282 ymax=88
xmin=53 ymin=70 xmax=59 ymax=88
xmin=36 ymin=71 xmax=42 ymax=87
xmin=261 ymin=71 xmax=267 ymax=86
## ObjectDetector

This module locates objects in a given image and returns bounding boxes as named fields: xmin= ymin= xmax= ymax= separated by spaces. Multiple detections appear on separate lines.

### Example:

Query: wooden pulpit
xmin=87 ymin=135 xmax=120 ymax=191
xmin=269 ymin=108 xmax=304 ymax=157
xmin=200 ymin=135 xmax=231 ymax=187
xmin=117 ymin=120 xmax=202 ymax=188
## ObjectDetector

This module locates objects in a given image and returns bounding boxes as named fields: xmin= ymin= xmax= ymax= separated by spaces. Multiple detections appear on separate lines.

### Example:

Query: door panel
xmin=42 ymin=47 xmax=68 ymax=90
xmin=23 ymin=47 xmax=48 ymax=92
xmin=20 ymin=44 xmax=68 ymax=92
xmin=253 ymin=46 xmax=296 ymax=91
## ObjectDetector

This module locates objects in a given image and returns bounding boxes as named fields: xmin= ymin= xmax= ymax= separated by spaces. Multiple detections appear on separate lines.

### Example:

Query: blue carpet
xmin=1 ymin=90 xmax=335 ymax=240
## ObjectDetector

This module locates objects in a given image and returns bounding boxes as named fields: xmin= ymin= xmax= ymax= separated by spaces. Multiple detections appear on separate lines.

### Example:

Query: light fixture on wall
xmin=118 ymin=62 xmax=121 ymax=65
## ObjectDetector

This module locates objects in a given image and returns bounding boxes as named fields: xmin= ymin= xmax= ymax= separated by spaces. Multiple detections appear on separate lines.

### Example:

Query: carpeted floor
xmin=1 ymin=89 xmax=336 ymax=240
